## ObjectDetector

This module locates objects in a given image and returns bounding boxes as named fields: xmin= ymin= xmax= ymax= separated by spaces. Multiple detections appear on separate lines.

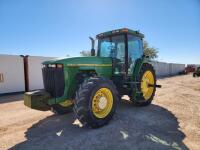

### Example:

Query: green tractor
xmin=24 ymin=28 xmax=161 ymax=128
xmin=193 ymin=67 xmax=200 ymax=77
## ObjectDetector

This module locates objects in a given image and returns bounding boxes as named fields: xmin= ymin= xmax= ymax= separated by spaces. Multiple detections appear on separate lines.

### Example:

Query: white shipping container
xmin=28 ymin=56 xmax=55 ymax=91
xmin=0 ymin=54 xmax=25 ymax=94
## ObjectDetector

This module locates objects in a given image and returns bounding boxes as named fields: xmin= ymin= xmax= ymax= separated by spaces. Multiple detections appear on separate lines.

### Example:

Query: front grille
xmin=42 ymin=67 xmax=65 ymax=98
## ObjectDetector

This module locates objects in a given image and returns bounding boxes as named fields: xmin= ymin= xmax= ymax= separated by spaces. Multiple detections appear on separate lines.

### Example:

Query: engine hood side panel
xmin=45 ymin=57 xmax=113 ymax=105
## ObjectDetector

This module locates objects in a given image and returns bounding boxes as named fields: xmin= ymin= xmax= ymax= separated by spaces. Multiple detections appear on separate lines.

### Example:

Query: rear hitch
xmin=148 ymin=84 xmax=162 ymax=88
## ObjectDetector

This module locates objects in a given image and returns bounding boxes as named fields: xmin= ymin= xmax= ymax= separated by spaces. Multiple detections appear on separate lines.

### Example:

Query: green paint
xmin=44 ymin=57 xmax=113 ymax=105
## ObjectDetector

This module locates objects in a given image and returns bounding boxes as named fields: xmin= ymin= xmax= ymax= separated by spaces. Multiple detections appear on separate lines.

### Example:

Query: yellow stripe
xmin=66 ymin=64 xmax=112 ymax=67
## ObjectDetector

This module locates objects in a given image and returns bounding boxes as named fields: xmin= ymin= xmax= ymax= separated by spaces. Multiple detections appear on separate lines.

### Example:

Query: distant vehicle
xmin=179 ymin=65 xmax=196 ymax=75
xmin=185 ymin=65 xmax=196 ymax=74
xmin=193 ymin=67 xmax=200 ymax=77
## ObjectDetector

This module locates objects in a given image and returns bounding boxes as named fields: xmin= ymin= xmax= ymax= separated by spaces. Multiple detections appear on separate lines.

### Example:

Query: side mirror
xmin=89 ymin=37 xmax=95 ymax=56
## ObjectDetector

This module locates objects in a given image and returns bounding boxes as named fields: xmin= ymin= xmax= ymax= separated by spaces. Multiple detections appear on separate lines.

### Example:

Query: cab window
xmin=128 ymin=35 xmax=143 ymax=74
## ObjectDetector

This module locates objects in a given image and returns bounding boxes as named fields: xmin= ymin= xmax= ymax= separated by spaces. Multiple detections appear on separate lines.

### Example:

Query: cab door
xmin=110 ymin=35 xmax=126 ymax=91
xmin=127 ymin=34 xmax=143 ymax=75
xmin=111 ymin=35 xmax=126 ymax=75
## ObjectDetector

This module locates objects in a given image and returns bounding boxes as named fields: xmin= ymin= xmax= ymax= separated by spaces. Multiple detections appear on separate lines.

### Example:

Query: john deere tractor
xmin=24 ymin=28 xmax=161 ymax=128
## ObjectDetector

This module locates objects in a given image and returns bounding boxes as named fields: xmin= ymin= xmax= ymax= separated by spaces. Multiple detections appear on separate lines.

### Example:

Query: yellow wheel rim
xmin=59 ymin=100 xmax=73 ymax=107
xmin=92 ymin=88 xmax=113 ymax=118
xmin=141 ymin=71 xmax=155 ymax=100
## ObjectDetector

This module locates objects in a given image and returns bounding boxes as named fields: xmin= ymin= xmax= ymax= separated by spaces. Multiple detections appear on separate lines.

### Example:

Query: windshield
xmin=98 ymin=35 xmax=125 ymax=58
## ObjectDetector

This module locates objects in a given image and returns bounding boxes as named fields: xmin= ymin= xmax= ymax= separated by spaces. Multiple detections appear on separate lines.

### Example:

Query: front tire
xmin=74 ymin=77 xmax=118 ymax=128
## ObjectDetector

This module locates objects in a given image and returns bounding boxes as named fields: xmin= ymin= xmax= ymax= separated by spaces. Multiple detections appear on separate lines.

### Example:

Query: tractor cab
xmin=96 ymin=28 xmax=145 ymax=90
xmin=96 ymin=28 xmax=144 ymax=76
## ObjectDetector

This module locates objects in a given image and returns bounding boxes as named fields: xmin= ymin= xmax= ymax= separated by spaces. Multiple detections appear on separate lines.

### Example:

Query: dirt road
xmin=0 ymin=75 xmax=200 ymax=150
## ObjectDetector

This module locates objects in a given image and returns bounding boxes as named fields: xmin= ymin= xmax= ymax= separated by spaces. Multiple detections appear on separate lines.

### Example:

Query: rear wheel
xmin=52 ymin=100 xmax=73 ymax=114
xmin=130 ymin=63 xmax=156 ymax=106
xmin=74 ymin=77 xmax=118 ymax=128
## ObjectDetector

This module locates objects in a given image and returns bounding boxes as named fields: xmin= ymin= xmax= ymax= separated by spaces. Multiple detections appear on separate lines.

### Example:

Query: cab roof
xmin=96 ymin=28 xmax=144 ymax=39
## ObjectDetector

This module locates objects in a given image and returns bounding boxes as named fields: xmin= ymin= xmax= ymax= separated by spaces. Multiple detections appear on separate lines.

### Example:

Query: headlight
xmin=48 ymin=64 xmax=56 ymax=67
xmin=51 ymin=64 xmax=56 ymax=68
xmin=57 ymin=64 xmax=63 ymax=68
xmin=47 ymin=64 xmax=63 ymax=68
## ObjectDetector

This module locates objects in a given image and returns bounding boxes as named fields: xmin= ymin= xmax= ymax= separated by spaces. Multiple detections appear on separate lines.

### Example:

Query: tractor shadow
xmin=10 ymin=99 xmax=188 ymax=150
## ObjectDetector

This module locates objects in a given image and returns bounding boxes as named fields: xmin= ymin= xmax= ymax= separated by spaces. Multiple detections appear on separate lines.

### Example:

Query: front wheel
xmin=73 ymin=77 xmax=118 ymax=128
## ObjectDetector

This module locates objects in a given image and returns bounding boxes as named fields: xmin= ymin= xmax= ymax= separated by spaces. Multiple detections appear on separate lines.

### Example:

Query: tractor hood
xmin=42 ymin=56 xmax=112 ymax=66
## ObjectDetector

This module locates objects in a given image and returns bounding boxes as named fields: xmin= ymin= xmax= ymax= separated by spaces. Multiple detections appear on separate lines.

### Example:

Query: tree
xmin=80 ymin=50 xmax=91 ymax=56
xmin=143 ymin=40 xmax=158 ymax=59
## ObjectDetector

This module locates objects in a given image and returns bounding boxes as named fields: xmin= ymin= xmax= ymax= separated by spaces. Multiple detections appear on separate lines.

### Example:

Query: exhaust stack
xmin=89 ymin=37 xmax=95 ymax=56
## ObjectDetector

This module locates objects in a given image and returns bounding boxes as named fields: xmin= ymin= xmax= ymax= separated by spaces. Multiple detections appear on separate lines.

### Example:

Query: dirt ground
xmin=0 ymin=74 xmax=200 ymax=150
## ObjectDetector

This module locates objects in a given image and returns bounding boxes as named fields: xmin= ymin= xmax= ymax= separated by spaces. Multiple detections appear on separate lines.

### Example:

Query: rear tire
xmin=130 ymin=63 xmax=156 ymax=106
xmin=74 ymin=77 xmax=118 ymax=128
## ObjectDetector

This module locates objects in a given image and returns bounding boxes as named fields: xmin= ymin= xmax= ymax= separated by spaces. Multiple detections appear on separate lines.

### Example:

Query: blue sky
xmin=0 ymin=0 xmax=200 ymax=64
